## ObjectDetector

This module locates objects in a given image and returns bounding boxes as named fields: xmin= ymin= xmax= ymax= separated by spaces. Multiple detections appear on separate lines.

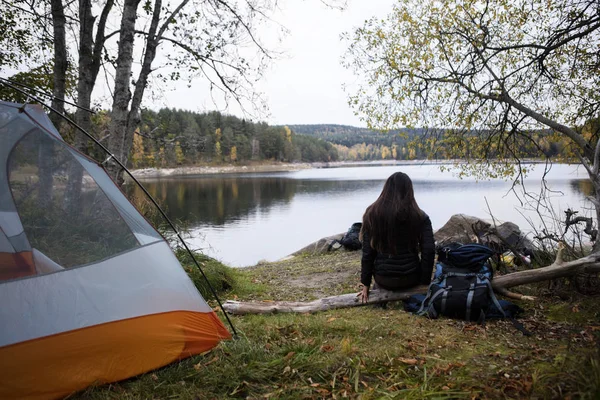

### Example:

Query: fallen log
xmin=223 ymin=247 xmax=600 ymax=315
xmin=223 ymin=286 xmax=427 ymax=315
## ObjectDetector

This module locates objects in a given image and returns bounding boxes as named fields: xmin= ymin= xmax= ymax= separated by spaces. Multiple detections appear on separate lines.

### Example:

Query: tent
xmin=0 ymin=101 xmax=231 ymax=399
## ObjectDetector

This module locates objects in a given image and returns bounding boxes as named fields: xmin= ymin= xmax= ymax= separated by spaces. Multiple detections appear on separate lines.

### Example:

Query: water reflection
xmin=570 ymin=179 xmax=594 ymax=197
xmin=128 ymin=176 xmax=384 ymax=226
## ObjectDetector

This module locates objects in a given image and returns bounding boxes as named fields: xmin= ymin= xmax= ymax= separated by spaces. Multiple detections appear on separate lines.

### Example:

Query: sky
xmin=155 ymin=0 xmax=396 ymax=127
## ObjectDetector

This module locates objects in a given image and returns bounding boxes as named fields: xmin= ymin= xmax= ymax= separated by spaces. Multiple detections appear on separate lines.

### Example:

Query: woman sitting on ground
xmin=359 ymin=172 xmax=435 ymax=303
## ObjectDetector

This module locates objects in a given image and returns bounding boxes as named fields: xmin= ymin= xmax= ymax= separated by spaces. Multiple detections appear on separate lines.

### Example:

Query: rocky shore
xmin=285 ymin=213 xmax=535 ymax=260
xmin=129 ymin=162 xmax=314 ymax=179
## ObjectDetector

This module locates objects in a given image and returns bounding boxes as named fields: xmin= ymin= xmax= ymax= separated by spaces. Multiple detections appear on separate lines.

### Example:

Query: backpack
xmin=418 ymin=243 xmax=506 ymax=323
xmin=405 ymin=294 xmax=523 ymax=320
xmin=338 ymin=222 xmax=362 ymax=250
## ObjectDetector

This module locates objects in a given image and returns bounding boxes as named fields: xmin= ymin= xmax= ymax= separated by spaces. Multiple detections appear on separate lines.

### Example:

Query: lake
xmin=128 ymin=163 xmax=593 ymax=267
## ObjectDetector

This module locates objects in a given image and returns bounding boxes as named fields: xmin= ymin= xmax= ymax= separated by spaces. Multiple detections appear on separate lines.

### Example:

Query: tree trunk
xmin=108 ymin=0 xmax=188 ymax=185
xmin=107 ymin=0 xmax=141 ymax=184
xmin=222 ymin=250 xmax=600 ymax=315
xmin=116 ymin=0 xmax=163 ymax=185
xmin=592 ymin=182 xmax=600 ymax=253
xmin=40 ymin=0 xmax=68 ymax=208
xmin=64 ymin=0 xmax=96 ymax=212
xmin=49 ymin=0 xmax=67 ymax=124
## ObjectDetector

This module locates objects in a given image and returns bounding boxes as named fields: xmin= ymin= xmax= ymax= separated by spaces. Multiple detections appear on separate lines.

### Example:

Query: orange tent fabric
xmin=0 ymin=101 xmax=231 ymax=399
xmin=0 ymin=311 xmax=230 ymax=400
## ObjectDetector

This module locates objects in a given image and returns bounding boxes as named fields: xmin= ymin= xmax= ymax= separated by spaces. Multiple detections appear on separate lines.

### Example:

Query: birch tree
xmin=344 ymin=0 xmax=600 ymax=248
xmin=103 ymin=0 xmax=284 ymax=182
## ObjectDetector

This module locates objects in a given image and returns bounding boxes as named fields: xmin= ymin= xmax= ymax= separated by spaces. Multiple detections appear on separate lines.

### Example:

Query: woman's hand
xmin=358 ymin=285 xmax=370 ymax=303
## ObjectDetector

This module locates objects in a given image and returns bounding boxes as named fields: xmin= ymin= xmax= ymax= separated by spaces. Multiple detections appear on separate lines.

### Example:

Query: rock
xmin=434 ymin=214 xmax=535 ymax=253
xmin=291 ymin=233 xmax=346 ymax=256
xmin=292 ymin=214 xmax=535 ymax=259
xmin=493 ymin=221 xmax=536 ymax=253
xmin=434 ymin=214 xmax=491 ymax=246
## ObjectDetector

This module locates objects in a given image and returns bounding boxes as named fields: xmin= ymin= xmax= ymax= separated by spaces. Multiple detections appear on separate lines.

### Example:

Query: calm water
xmin=129 ymin=164 xmax=593 ymax=267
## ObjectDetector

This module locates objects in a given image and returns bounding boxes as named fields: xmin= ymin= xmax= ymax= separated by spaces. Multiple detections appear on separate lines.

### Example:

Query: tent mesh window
xmin=8 ymin=129 xmax=140 ymax=269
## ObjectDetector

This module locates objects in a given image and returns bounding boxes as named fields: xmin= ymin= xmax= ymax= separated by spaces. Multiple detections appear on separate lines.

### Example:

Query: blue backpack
xmin=418 ymin=243 xmax=506 ymax=323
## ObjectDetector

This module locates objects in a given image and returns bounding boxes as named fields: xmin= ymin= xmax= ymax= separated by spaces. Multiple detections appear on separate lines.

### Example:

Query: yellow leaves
xmin=283 ymin=125 xmax=292 ymax=143
xmin=344 ymin=0 xmax=593 ymax=171
xmin=340 ymin=337 xmax=354 ymax=356
xmin=174 ymin=141 xmax=184 ymax=165
xmin=214 ymin=141 xmax=221 ymax=159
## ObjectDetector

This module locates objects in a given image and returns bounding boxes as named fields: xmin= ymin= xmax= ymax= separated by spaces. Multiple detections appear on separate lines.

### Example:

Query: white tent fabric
xmin=0 ymin=101 xmax=230 ymax=400
xmin=0 ymin=241 xmax=212 ymax=347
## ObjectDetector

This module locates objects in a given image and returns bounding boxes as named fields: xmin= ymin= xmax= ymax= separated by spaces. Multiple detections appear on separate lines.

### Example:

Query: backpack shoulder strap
xmin=482 ymin=277 xmax=506 ymax=318
xmin=465 ymin=282 xmax=476 ymax=322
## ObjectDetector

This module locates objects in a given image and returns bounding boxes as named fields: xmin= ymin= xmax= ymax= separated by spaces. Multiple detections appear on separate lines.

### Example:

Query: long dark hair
xmin=362 ymin=172 xmax=424 ymax=253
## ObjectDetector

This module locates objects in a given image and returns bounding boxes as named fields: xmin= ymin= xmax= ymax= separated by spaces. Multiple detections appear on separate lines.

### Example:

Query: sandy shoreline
xmin=129 ymin=162 xmax=314 ymax=179
xmin=128 ymin=159 xmax=456 ymax=180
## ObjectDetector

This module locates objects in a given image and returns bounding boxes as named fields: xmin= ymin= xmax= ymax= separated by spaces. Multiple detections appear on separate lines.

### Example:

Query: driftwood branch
xmin=223 ymin=286 xmax=427 ymax=315
xmin=223 ymin=249 xmax=600 ymax=315
xmin=493 ymin=287 xmax=536 ymax=301
xmin=565 ymin=208 xmax=598 ymax=241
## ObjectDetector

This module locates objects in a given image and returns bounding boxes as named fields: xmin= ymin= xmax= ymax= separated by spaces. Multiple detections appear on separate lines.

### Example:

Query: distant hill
xmin=287 ymin=124 xmax=427 ymax=147
xmin=286 ymin=124 xmax=560 ymax=161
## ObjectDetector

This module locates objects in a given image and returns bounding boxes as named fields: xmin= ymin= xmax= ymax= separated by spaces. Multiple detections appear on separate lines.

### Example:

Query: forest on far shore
xmin=68 ymin=108 xmax=571 ymax=169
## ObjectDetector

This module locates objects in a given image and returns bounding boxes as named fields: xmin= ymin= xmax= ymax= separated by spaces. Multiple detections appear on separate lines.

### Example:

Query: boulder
xmin=291 ymin=232 xmax=346 ymax=256
xmin=290 ymin=214 xmax=535 ymax=259
xmin=434 ymin=214 xmax=535 ymax=253
xmin=434 ymin=214 xmax=491 ymax=246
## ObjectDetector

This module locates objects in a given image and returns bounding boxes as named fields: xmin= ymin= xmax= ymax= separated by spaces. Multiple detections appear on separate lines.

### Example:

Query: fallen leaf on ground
xmin=398 ymin=358 xmax=418 ymax=365
xmin=320 ymin=345 xmax=335 ymax=352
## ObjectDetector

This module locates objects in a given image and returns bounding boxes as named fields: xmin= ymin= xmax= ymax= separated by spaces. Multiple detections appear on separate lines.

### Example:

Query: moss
xmin=175 ymin=248 xmax=266 ymax=300
xmin=546 ymin=296 xmax=600 ymax=324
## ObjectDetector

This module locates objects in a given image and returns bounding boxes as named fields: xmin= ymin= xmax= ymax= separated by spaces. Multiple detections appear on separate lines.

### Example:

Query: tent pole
xmin=0 ymin=79 xmax=238 ymax=338
xmin=1 ymin=78 xmax=96 ymax=114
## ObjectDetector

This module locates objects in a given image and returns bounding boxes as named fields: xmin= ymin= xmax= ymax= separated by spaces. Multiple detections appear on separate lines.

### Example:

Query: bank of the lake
xmin=76 ymin=249 xmax=600 ymax=399
xmin=128 ymin=159 xmax=473 ymax=180
xmin=129 ymin=162 xmax=313 ymax=180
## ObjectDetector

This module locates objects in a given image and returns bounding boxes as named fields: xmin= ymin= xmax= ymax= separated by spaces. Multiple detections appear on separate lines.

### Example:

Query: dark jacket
xmin=361 ymin=213 xmax=435 ymax=288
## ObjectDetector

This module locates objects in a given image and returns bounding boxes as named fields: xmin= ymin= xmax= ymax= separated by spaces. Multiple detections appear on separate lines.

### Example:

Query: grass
xmin=74 ymin=250 xmax=600 ymax=399
xmin=174 ymin=248 xmax=266 ymax=301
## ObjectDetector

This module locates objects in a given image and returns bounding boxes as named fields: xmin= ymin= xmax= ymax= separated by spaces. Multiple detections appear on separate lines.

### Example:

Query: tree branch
xmin=156 ymin=0 xmax=189 ymax=40
xmin=214 ymin=0 xmax=271 ymax=57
